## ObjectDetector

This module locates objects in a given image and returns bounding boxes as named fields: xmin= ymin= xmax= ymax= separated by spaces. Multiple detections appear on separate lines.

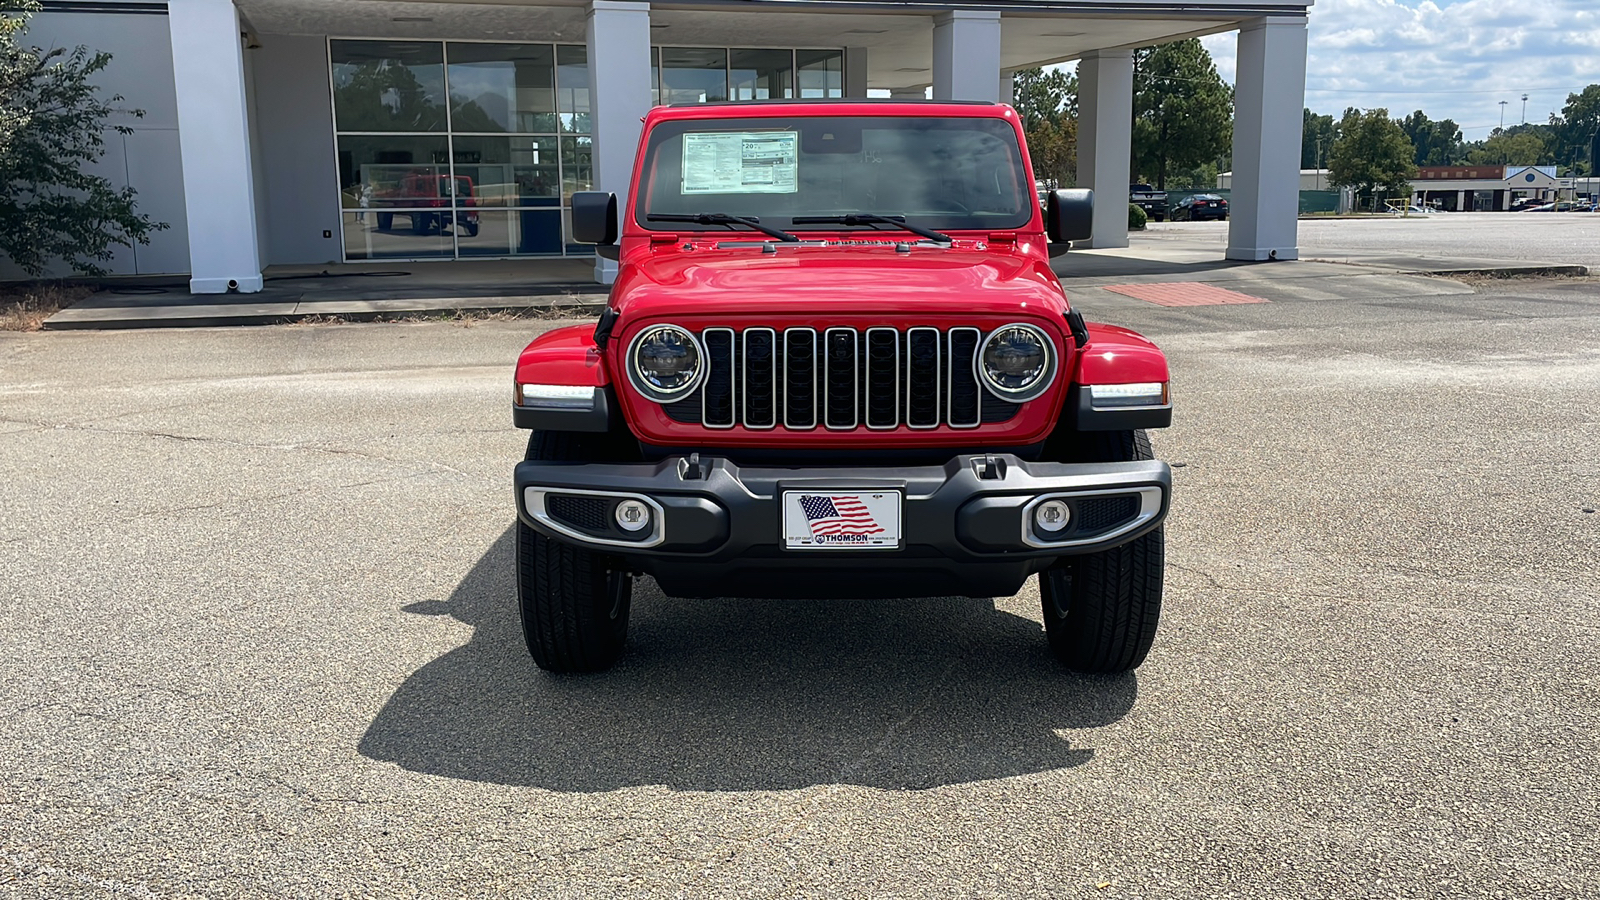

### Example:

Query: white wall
xmin=247 ymin=35 xmax=343 ymax=266
xmin=2 ymin=8 xmax=190 ymax=278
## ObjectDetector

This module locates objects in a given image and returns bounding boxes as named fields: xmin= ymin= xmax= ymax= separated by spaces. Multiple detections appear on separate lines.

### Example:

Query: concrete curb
xmin=1411 ymin=264 xmax=1590 ymax=279
xmin=42 ymin=292 xmax=610 ymax=330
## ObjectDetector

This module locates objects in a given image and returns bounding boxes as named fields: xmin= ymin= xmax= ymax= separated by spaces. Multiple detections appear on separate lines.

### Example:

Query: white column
xmin=845 ymin=47 xmax=868 ymax=98
xmin=1458 ymin=190 xmax=1469 ymax=211
xmin=1226 ymin=17 xmax=1308 ymax=261
xmin=587 ymin=0 xmax=652 ymax=284
xmin=932 ymin=10 xmax=1002 ymax=102
xmin=1077 ymin=50 xmax=1134 ymax=249
xmin=999 ymin=70 xmax=1015 ymax=105
xmin=168 ymin=0 xmax=262 ymax=293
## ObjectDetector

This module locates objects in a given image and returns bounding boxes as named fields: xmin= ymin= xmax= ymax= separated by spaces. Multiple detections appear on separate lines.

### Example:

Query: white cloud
xmin=1201 ymin=0 xmax=1600 ymax=139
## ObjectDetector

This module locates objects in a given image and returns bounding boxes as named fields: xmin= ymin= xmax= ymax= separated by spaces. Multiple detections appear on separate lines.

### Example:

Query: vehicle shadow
xmin=358 ymin=526 xmax=1139 ymax=792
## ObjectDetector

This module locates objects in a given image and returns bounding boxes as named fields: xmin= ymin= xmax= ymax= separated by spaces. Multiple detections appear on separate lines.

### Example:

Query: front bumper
xmin=515 ymin=453 xmax=1170 ymax=599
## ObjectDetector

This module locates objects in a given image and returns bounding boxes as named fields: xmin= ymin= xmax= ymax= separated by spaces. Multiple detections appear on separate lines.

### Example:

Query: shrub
xmin=1128 ymin=203 xmax=1148 ymax=230
xmin=1 ymin=0 xmax=164 ymax=276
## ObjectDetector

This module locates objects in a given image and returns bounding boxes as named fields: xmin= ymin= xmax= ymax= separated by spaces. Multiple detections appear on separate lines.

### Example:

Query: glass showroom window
xmin=653 ymin=48 xmax=842 ymax=105
xmin=330 ymin=39 xmax=592 ymax=261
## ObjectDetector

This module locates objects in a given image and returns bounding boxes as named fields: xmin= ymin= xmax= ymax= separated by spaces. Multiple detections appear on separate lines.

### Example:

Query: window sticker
xmin=681 ymin=131 xmax=798 ymax=194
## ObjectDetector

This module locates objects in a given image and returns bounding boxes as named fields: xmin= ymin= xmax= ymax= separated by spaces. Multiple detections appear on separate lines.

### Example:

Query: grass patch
xmin=0 ymin=283 xmax=94 ymax=332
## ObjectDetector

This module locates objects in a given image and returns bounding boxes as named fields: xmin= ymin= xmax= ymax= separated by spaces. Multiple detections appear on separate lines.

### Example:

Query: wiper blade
xmin=646 ymin=212 xmax=799 ymax=243
xmin=790 ymin=213 xmax=952 ymax=244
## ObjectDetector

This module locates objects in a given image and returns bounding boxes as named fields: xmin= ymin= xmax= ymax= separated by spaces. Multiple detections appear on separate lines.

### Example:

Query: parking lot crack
xmin=0 ymin=418 xmax=475 ymax=478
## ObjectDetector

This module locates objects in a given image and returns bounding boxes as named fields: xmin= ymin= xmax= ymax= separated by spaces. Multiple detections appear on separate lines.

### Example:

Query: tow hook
xmin=974 ymin=455 xmax=1007 ymax=480
xmin=678 ymin=452 xmax=705 ymax=481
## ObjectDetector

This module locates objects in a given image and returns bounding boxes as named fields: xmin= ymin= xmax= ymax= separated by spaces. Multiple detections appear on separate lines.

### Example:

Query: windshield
xmin=636 ymin=115 xmax=1033 ymax=234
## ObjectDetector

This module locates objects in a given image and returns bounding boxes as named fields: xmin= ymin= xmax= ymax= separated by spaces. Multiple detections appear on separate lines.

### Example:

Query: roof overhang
xmin=240 ymin=0 xmax=1309 ymax=91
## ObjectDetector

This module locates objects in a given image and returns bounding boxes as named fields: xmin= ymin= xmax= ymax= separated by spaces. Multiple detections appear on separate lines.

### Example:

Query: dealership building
xmin=16 ymin=0 xmax=1312 ymax=290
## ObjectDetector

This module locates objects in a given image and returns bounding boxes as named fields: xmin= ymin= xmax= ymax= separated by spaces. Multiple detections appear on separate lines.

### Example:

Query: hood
xmin=609 ymin=244 xmax=1068 ymax=325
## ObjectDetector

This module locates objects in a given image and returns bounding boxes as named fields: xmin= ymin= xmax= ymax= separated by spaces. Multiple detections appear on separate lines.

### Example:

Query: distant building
xmin=1412 ymin=165 xmax=1562 ymax=211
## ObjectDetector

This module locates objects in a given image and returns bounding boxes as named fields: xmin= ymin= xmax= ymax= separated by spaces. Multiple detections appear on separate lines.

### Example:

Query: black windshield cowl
xmin=646 ymin=213 xmax=799 ymax=243
xmin=790 ymin=213 xmax=952 ymax=244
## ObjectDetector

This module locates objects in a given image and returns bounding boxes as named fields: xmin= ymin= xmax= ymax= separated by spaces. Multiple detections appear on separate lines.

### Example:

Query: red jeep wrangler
xmin=512 ymin=101 xmax=1172 ymax=674
xmin=374 ymin=172 xmax=480 ymax=237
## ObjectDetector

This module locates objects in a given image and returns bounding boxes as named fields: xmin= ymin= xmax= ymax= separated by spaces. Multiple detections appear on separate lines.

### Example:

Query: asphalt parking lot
xmin=1141 ymin=211 xmax=1600 ymax=270
xmin=2 ymin=272 xmax=1597 ymax=897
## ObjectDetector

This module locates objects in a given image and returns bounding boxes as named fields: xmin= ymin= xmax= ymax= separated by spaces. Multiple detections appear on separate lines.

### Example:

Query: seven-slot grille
xmin=661 ymin=326 xmax=1033 ymax=431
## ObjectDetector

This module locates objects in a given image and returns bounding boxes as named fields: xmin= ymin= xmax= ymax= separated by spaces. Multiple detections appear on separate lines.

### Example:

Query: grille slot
xmin=783 ymin=328 xmax=817 ymax=429
xmin=906 ymin=327 xmax=942 ymax=428
xmin=947 ymin=327 xmax=982 ymax=428
xmin=702 ymin=328 xmax=736 ymax=428
xmin=824 ymin=328 xmax=858 ymax=430
xmin=743 ymin=327 xmax=777 ymax=429
xmin=660 ymin=325 xmax=1026 ymax=431
xmin=865 ymin=327 xmax=899 ymax=429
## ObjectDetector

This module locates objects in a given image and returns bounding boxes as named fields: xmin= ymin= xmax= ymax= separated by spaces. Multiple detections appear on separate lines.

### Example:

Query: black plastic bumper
xmin=515 ymin=453 xmax=1170 ymax=599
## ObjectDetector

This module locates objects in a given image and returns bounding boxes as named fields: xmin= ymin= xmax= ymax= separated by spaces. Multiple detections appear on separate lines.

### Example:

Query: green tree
xmin=0 ymin=0 xmax=163 ymax=276
xmin=1302 ymin=108 xmax=1338 ymax=170
xmin=1011 ymin=65 xmax=1076 ymax=130
xmin=1328 ymin=108 xmax=1416 ymax=209
xmin=1010 ymin=66 xmax=1077 ymax=185
xmin=1131 ymin=39 xmax=1232 ymax=190
xmin=332 ymin=59 xmax=448 ymax=132
xmin=1399 ymin=110 xmax=1463 ymax=167
xmin=1028 ymin=117 xmax=1078 ymax=187
xmin=1554 ymin=84 xmax=1600 ymax=173
xmin=1466 ymin=130 xmax=1548 ymax=166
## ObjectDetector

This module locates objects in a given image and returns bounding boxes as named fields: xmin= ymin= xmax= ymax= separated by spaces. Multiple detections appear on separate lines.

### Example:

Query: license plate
xmin=782 ymin=490 xmax=901 ymax=550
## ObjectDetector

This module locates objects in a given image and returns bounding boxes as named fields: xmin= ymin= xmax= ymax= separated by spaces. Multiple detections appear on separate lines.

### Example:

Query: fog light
xmin=1034 ymin=499 xmax=1071 ymax=533
xmin=615 ymin=499 xmax=651 ymax=532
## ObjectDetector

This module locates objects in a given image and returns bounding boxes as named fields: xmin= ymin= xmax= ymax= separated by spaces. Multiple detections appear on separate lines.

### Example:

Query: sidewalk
xmin=42 ymin=259 xmax=609 ymax=329
xmin=39 ymin=229 xmax=1589 ymax=330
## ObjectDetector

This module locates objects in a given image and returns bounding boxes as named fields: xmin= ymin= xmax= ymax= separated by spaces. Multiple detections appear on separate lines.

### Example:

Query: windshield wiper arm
xmin=790 ymin=213 xmax=952 ymax=244
xmin=646 ymin=213 xmax=799 ymax=243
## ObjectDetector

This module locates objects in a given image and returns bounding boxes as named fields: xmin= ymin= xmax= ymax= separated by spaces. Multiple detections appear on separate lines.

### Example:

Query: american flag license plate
xmin=782 ymin=490 xmax=902 ymax=550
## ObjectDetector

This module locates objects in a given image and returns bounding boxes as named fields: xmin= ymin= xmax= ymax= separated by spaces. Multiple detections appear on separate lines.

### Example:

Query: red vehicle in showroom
xmin=512 ymin=101 xmax=1172 ymax=674
xmin=374 ymin=172 xmax=480 ymax=237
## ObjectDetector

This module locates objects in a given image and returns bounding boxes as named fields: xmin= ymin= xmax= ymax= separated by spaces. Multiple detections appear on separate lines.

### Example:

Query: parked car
xmin=1172 ymin=194 xmax=1228 ymax=221
xmin=1129 ymin=183 xmax=1168 ymax=221
xmin=513 ymin=100 xmax=1174 ymax=674
xmin=374 ymin=173 xmax=480 ymax=236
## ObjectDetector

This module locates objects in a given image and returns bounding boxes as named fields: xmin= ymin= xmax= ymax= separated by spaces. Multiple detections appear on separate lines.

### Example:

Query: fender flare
xmin=1069 ymin=321 xmax=1172 ymax=431
xmin=513 ymin=324 xmax=615 ymax=431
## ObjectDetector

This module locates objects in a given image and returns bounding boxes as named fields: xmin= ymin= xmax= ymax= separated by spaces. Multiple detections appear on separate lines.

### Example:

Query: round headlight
xmin=978 ymin=323 xmax=1055 ymax=401
xmin=629 ymin=324 xmax=704 ymax=401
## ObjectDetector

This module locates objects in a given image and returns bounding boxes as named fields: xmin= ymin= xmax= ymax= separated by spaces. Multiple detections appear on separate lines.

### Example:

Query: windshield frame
xmin=631 ymin=111 xmax=1037 ymax=236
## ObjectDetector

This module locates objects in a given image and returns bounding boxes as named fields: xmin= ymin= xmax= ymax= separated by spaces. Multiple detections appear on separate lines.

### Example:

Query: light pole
xmin=1499 ymin=100 xmax=1508 ymax=131
xmin=1521 ymin=94 xmax=1529 ymax=126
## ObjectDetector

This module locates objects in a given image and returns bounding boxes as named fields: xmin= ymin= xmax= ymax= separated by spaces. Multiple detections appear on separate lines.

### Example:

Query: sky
xmin=1199 ymin=0 xmax=1600 ymax=142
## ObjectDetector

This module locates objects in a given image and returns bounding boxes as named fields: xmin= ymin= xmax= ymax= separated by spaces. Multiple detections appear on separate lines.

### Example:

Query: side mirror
xmin=571 ymin=191 xmax=619 ymax=245
xmin=1047 ymin=189 xmax=1094 ymax=243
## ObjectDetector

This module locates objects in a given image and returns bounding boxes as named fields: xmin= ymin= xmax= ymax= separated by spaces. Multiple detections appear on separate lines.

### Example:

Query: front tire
xmin=516 ymin=429 xmax=637 ymax=673
xmin=1039 ymin=430 xmax=1165 ymax=673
